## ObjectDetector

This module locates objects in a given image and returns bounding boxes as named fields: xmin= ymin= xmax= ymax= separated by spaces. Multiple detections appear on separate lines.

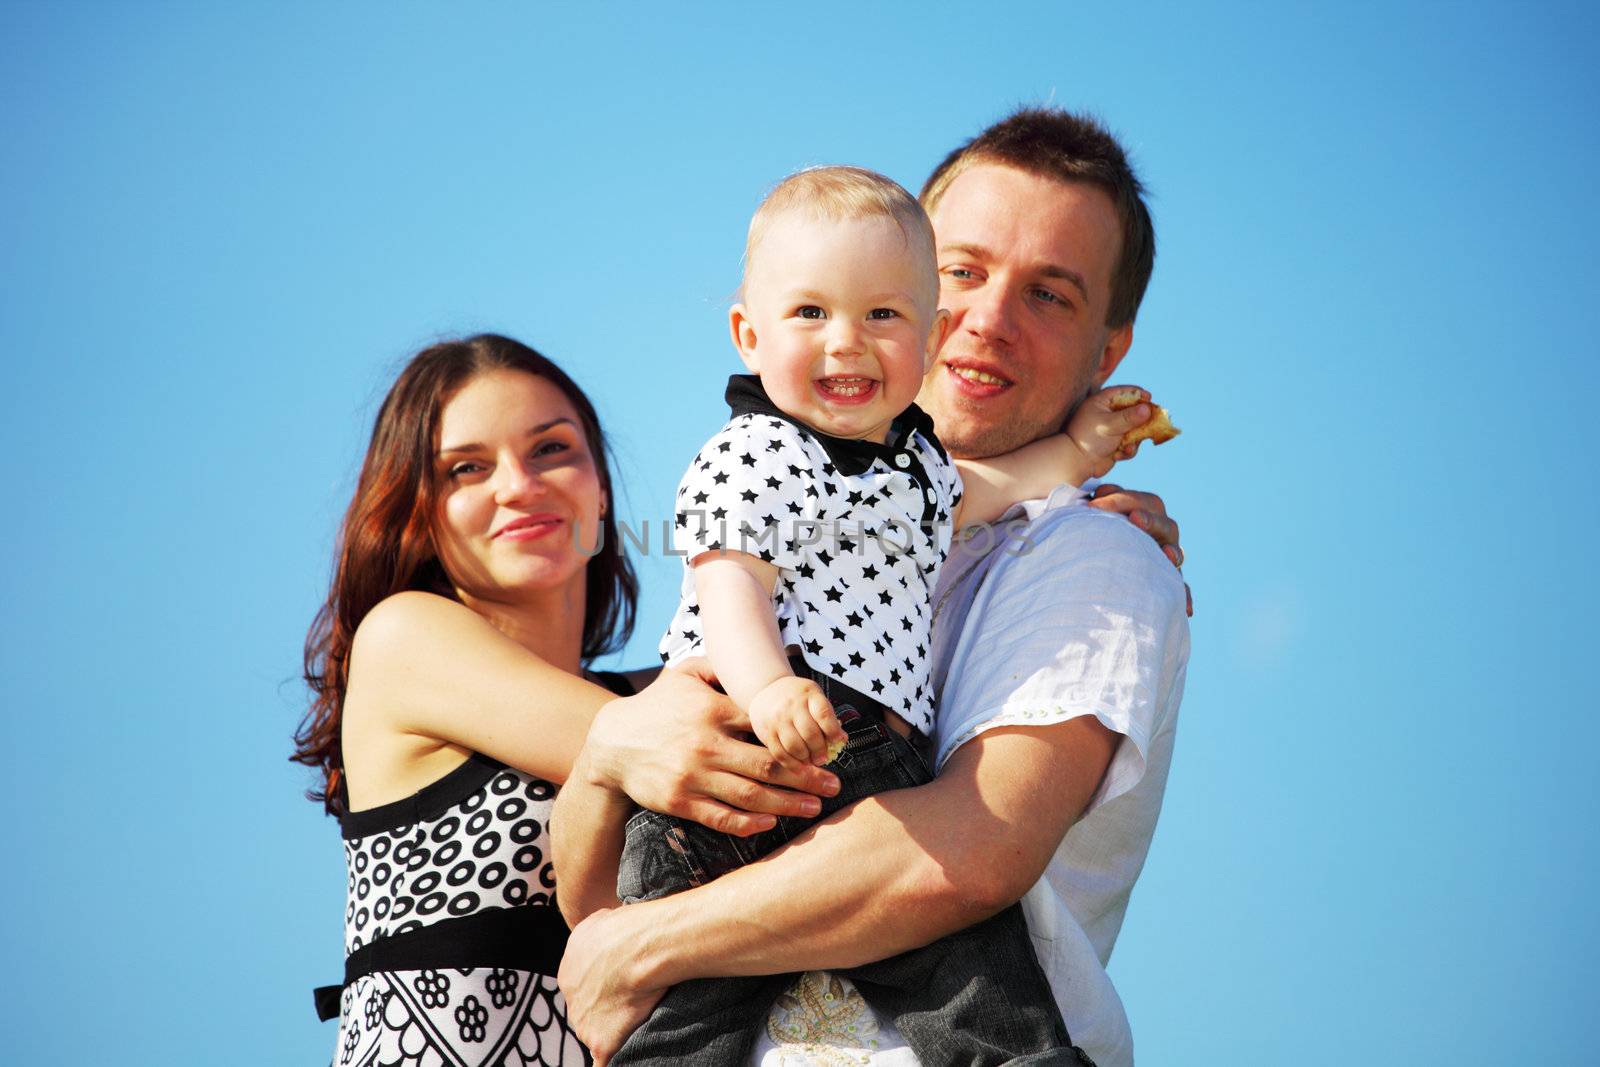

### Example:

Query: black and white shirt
xmin=660 ymin=375 xmax=962 ymax=734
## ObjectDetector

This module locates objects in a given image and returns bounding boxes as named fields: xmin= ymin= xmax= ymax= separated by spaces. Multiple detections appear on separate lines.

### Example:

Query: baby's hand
xmin=1067 ymin=385 xmax=1156 ymax=478
xmin=748 ymin=676 xmax=845 ymax=766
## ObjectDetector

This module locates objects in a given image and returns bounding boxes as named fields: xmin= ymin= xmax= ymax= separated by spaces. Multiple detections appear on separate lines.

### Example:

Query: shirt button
xmin=894 ymin=453 xmax=911 ymax=469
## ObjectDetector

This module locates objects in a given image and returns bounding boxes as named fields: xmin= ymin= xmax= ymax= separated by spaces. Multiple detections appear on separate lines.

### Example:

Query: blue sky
xmin=3 ymin=2 xmax=1596 ymax=1063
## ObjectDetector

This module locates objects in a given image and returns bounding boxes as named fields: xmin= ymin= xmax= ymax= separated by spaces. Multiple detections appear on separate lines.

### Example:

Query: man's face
xmin=917 ymin=163 xmax=1133 ymax=459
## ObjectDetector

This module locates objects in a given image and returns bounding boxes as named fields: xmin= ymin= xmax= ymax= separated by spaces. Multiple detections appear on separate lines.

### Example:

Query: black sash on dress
xmin=313 ymin=903 xmax=570 ymax=1021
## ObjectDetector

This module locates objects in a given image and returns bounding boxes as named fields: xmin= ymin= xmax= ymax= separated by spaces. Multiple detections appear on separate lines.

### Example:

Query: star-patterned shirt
xmin=660 ymin=375 xmax=963 ymax=735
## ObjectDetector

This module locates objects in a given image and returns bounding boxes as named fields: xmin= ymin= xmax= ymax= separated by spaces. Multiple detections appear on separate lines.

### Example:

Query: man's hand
xmin=749 ymin=676 xmax=845 ymax=765
xmin=583 ymin=661 xmax=840 ymax=836
xmin=1087 ymin=482 xmax=1193 ymax=616
xmin=557 ymin=906 xmax=667 ymax=1066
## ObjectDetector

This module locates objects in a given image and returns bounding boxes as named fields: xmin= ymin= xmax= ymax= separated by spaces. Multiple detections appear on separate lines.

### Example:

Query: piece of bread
xmin=1110 ymin=391 xmax=1181 ymax=449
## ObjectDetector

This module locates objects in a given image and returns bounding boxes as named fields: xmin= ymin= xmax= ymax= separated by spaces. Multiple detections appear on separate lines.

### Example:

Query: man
xmin=556 ymin=108 xmax=1190 ymax=1067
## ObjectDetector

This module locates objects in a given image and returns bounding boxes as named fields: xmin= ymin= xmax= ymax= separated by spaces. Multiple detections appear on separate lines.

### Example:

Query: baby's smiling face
xmin=731 ymin=210 xmax=948 ymax=443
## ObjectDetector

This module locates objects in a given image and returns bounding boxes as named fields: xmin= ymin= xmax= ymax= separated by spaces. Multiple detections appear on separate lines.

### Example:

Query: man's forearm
xmin=618 ymin=768 xmax=1019 ymax=988
xmin=560 ymin=717 xmax=1116 ymax=1062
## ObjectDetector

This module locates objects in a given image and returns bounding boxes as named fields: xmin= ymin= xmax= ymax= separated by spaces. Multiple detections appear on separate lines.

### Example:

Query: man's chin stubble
xmin=940 ymin=388 xmax=1090 ymax=460
xmin=940 ymin=418 xmax=1041 ymax=461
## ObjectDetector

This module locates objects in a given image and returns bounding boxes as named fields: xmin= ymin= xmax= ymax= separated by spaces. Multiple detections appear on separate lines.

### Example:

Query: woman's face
xmin=431 ymin=369 xmax=604 ymax=605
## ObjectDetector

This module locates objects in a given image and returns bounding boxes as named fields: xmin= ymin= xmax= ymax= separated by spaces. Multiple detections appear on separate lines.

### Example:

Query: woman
xmin=293 ymin=335 xmax=824 ymax=1066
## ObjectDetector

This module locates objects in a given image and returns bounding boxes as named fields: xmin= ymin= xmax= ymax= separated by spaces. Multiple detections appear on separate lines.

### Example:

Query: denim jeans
xmin=613 ymin=668 xmax=1092 ymax=1067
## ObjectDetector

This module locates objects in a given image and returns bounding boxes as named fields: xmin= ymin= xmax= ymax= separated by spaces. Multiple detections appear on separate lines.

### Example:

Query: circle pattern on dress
xmin=342 ymin=764 xmax=558 ymax=955
xmin=335 ymin=761 xmax=579 ymax=1065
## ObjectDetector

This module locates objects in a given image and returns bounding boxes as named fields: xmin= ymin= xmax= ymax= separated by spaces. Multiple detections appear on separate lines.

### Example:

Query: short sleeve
xmin=933 ymin=506 xmax=1190 ymax=813
xmin=670 ymin=416 xmax=823 ymax=572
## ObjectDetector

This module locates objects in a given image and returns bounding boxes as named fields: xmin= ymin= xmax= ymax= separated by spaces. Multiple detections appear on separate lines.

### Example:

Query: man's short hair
xmin=745 ymin=165 xmax=937 ymax=304
xmin=921 ymin=108 xmax=1155 ymax=329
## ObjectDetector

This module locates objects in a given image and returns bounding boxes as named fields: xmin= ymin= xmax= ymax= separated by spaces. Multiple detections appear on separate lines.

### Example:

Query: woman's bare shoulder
xmin=345 ymin=591 xmax=498 ymax=712
xmin=352 ymin=591 xmax=482 ymax=658
xmin=341 ymin=594 xmax=483 ymax=805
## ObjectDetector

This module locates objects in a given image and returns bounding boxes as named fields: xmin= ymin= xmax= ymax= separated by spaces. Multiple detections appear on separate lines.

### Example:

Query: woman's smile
xmin=495 ymin=512 xmax=566 ymax=542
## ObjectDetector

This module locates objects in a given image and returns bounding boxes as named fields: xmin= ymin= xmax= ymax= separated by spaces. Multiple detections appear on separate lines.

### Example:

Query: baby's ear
xmin=729 ymin=304 xmax=761 ymax=372
xmin=924 ymin=308 xmax=952 ymax=370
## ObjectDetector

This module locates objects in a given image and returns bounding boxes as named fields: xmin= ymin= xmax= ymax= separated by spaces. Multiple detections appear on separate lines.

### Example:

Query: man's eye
xmin=1031 ymin=286 xmax=1067 ymax=307
xmin=868 ymin=308 xmax=899 ymax=320
xmin=796 ymin=305 xmax=826 ymax=320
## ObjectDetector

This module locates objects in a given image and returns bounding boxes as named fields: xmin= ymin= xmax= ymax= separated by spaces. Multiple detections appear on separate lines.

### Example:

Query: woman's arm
xmin=551 ymin=741 xmax=638 ymax=925
xmin=551 ymin=665 xmax=750 ymax=927
xmin=344 ymin=590 xmax=615 ymax=785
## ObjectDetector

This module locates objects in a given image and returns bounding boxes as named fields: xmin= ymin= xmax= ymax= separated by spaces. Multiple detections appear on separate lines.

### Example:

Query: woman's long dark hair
xmin=291 ymin=334 xmax=637 ymax=813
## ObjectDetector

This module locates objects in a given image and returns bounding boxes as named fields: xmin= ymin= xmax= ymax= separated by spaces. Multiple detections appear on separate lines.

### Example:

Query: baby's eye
xmin=868 ymin=308 xmax=899 ymax=320
xmin=796 ymin=305 xmax=826 ymax=320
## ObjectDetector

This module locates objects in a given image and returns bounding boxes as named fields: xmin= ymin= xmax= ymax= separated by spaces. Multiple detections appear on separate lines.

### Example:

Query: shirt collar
xmin=724 ymin=374 xmax=946 ymax=477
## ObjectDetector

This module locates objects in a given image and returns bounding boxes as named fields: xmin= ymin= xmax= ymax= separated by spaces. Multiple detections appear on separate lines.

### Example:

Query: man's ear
xmin=924 ymin=308 xmax=952 ymax=371
xmin=1092 ymin=321 xmax=1134 ymax=387
xmin=729 ymin=303 xmax=760 ymax=372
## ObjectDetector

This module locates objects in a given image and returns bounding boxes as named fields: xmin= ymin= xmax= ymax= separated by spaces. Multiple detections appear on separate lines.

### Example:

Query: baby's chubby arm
xmin=693 ymin=552 xmax=846 ymax=766
xmin=953 ymin=385 xmax=1155 ymax=528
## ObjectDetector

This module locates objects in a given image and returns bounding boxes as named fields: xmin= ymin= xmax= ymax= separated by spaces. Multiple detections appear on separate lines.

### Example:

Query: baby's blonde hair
xmin=743 ymin=166 xmax=938 ymax=306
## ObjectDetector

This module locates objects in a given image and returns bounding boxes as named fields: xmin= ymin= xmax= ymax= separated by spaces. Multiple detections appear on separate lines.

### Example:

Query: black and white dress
xmin=323 ymin=674 xmax=631 ymax=1067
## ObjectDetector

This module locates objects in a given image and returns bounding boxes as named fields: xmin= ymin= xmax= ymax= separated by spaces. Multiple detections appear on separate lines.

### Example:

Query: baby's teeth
xmin=822 ymin=378 xmax=870 ymax=395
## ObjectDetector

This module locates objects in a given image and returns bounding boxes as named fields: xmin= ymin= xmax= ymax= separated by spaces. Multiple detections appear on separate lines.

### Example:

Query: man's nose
xmin=493 ymin=459 xmax=547 ymax=506
xmin=959 ymin=285 xmax=1020 ymax=347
